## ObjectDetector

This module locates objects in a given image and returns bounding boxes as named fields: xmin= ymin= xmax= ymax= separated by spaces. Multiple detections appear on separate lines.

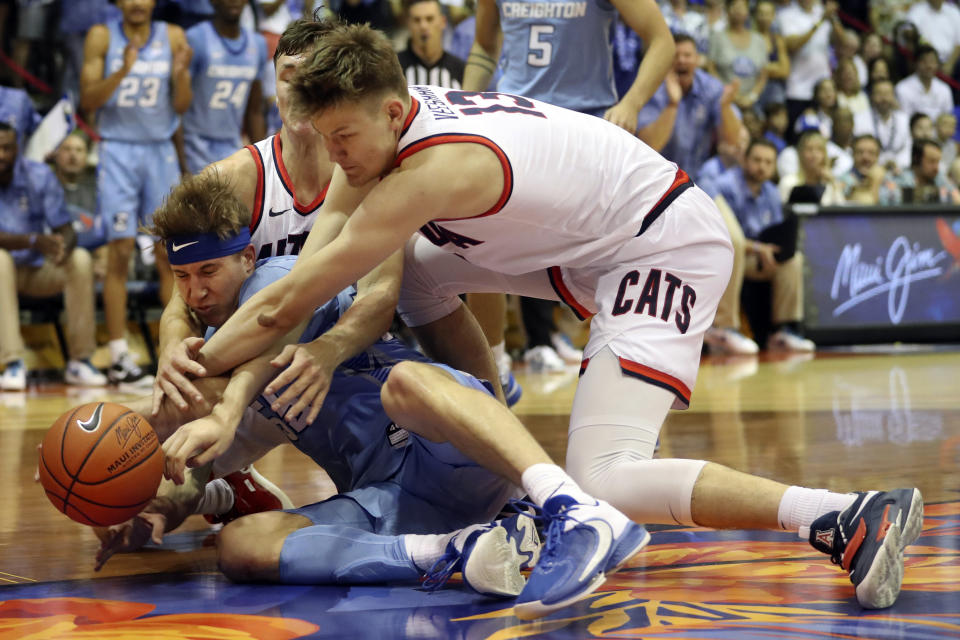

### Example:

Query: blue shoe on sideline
xmin=513 ymin=494 xmax=650 ymax=620
xmin=502 ymin=371 xmax=523 ymax=407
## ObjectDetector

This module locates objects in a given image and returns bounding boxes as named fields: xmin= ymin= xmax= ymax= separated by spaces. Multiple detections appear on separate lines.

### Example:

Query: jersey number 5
xmin=527 ymin=25 xmax=555 ymax=67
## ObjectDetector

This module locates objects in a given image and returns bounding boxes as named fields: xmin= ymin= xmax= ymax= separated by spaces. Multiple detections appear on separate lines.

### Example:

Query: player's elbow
xmin=256 ymin=290 xmax=301 ymax=333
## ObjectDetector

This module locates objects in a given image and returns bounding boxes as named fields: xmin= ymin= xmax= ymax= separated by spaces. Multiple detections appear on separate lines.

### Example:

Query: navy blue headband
xmin=166 ymin=228 xmax=251 ymax=265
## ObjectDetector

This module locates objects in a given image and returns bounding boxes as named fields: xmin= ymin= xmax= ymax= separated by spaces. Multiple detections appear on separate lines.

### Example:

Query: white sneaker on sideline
xmin=524 ymin=345 xmax=567 ymax=373
xmin=704 ymin=327 xmax=759 ymax=355
xmin=0 ymin=360 xmax=26 ymax=391
xmin=550 ymin=333 xmax=583 ymax=363
xmin=65 ymin=359 xmax=108 ymax=387
xmin=767 ymin=329 xmax=815 ymax=352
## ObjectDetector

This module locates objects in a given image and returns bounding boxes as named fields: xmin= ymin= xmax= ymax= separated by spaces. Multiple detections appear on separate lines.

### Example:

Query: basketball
xmin=38 ymin=402 xmax=164 ymax=527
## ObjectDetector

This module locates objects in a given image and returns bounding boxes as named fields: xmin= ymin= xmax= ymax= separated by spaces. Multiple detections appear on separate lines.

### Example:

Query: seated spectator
xmin=776 ymin=0 xmax=843 ymax=127
xmin=835 ymin=57 xmax=870 ymax=117
xmin=779 ymin=130 xmax=846 ymax=204
xmin=779 ymin=113 xmax=852 ymax=178
xmin=637 ymin=34 xmax=742 ymax=182
xmin=949 ymin=156 xmax=960 ymax=187
xmin=53 ymin=132 xmax=106 ymax=268
xmin=699 ymin=125 xmax=750 ymax=196
xmin=853 ymin=79 xmax=911 ymax=169
xmin=752 ymin=0 xmax=790 ymax=108
xmin=911 ymin=113 xmax=936 ymax=143
xmin=742 ymin=108 xmax=764 ymax=140
xmin=830 ymin=106 xmax=855 ymax=165
xmin=905 ymin=0 xmax=960 ymax=73
xmin=837 ymin=134 xmax=885 ymax=204
xmin=0 ymin=122 xmax=106 ymax=390
xmin=0 ymin=86 xmax=41 ymax=148
xmin=661 ymin=0 xmax=709 ymax=53
xmin=709 ymin=139 xmax=815 ymax=354
xmin=398 ymin=0 xmax=465 ymax=88
xmin=861 ymin=33 xmax=886 ymax=79
xmin=867 ymin=56 xmax=892 ymax=91
xmin=937 ymin=112 xmax=958 ymax=172
xmin=870 ymin=0 xmax=912 ymax=39
xmin=764 ymin=101 xmax=789 ymax=153
xmin=895 ymin=45 xmax=955 ymax=120
xmin=835 ymin=29 xmax=867 ymax=89
xmin=706 ymin=0 xmax=768 ymax=112
xmin=879 ymin=138 xmax=960 ymax=204
xmin=810 ymin=76 xmax=838 ymax=139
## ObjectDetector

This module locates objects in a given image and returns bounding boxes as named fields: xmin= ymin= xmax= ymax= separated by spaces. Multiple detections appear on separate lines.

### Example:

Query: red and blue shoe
xmin=204 ymin=466 xmax=294 ymax=525
xmin=808 ymin=488 xmax=924 ymax=609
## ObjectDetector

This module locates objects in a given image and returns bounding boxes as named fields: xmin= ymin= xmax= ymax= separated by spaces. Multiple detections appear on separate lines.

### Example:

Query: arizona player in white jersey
xmin=183 ymin=0 xmax=269 ymax=173
xmin=80 ymin=0 xmax=192 ymax=387
xmin=151 ymin=19 xmax=402 ymax=432
xmin=183 ymin=25 xmax=925 ymax=619
xmin=462 ymin=0 xmax=675 ymax=388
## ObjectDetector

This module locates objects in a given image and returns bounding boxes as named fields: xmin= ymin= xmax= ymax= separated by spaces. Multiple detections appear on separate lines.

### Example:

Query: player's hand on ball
xmin=94 ymin=510 xmax=168 ymax=571
xmin=266 ymin=341 xmax=337 ymax=425
xmin=162 ymin=414 xmax=236 ymax=484
xmin=152 ymin=336 xmax=207 ymax=415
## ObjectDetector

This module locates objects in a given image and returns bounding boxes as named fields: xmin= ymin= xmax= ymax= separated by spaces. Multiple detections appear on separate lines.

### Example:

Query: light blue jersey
xmin=494 ymin=0 xmax=618 ymax=112
xmin=184 ymin=21 xmax=267 ymax=144
xmin=98 ymin=21 xmax=179 ymax=142
xmin=205 ymin=256 xmax=516 ymax=585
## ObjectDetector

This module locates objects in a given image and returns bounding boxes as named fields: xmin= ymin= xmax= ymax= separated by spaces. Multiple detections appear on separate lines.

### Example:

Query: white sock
xmin=778 ymin=486 xmax=857 ymax=536
xmin=404 ymin=532 xmax=458 ymax=572
xmin=521 ymin=463 xmax=595 ymax=506
xmin=491 ymin=341 xmax=508 ymax=377
xmin=108 ymin=338 xmax=129 ymax=363
xmin=195 ymin=478 xmax=235 ymax=515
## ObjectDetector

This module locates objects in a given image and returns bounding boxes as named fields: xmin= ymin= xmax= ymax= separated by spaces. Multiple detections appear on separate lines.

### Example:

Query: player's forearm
xmin=462 ymin=42 xmax=498 ymax=92
xmin=312 ymin=281 xmax=398 ymax=366
xmin=637 ymin=105 xmax=678 ymax=151
xmin=159 ymin=291 xmax=203 ymax=354
xmin=171 ymin=71 xmax=192 ymax=114
xmin=620 ymin=32 xmax=675 ymax=112
xmin=80 ymin=68 xmax=128 ymax=112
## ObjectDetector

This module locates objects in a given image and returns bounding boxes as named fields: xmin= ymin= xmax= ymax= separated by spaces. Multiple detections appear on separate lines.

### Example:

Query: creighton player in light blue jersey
xmin=183 ymin=0 xmax=268 ymax=173
xmin=96 ymin=172 xmax=541 ymax=595
xmin=80 ymin=0 xmax=193 ymax=387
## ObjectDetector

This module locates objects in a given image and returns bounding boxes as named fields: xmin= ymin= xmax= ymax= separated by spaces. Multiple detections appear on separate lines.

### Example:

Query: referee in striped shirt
xmin=398 ymin=0 xmax=466 ymax=89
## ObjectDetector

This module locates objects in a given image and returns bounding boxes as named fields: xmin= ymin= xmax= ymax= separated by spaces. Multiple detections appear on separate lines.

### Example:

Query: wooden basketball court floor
xmin=1 ymin=348 xmax=959 ymax=639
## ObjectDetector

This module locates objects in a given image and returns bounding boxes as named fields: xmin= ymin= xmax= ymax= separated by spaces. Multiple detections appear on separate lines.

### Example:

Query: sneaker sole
xmin=899 ymin=489 xmax=924 ymax=551
xmin=855 ymin=518 xmax=903 ymax=609
xmin=507 ymin=515 xmax=540 ymax=571
xmin=462 ymin=526 xmax=526 ymax=598
xmin=513 ymin=522 xmax=651 ymax=621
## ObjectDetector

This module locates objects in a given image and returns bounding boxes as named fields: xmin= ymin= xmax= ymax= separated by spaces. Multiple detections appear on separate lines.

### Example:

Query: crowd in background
xmin=2 ymin=0 xmax=960 ymax=387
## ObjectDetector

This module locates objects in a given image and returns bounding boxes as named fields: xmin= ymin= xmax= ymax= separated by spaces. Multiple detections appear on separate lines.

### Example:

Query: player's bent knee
xmin=217 ymin=512 xmax=288 ymax=582
xmin=381 ymin=361 xmax=432 ymax=415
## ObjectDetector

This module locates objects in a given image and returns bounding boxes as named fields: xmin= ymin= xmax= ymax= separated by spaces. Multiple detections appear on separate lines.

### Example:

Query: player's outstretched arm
xmin=266 ymin=249 xmax=403 ymax=424
xmin=607 ymin=0 xmax=676 ymax=134
xmin=94 ymin=463 xmax=212 ymax=570
xmin=153 ymin=290 xmax=208 ymax=414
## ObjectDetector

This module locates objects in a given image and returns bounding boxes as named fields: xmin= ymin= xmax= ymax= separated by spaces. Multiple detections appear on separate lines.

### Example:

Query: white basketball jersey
xmin=245 ymin=135 xmax=328 ymax=260
xmin=398 ymin=86 xmax=685 ymax=275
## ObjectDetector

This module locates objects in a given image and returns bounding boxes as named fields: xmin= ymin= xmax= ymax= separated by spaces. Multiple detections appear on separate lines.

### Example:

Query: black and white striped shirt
xmin=397 ymin=48 xmax=465 ymax=90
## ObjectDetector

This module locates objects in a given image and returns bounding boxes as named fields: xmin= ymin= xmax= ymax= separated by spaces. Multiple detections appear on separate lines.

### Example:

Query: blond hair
xmin=148 ymin=171 xmax=250 ymax=241
xmin=288 ymin=23 xmax=408 ymax=121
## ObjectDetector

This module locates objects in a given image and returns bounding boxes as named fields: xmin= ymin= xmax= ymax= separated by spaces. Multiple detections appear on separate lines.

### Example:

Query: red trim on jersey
xmin=245 ymin=144 xmax=266 ymax=234
xmin=579 ymin=358 xmax=589 ymax=377
xmin=395 ymin=133 xmax=513 ymax=218
xmin=637 ymin=168 xmax=692 ymax=236
xmin=617 ymin=357 xmax=691 ymax=406
xmin=401 ymin=97 xmax=420 ymax=138
xmin=547 ymin=266 xmax=593 ymax=321
xmin=272 ymin=135 xmax=328 ymax=213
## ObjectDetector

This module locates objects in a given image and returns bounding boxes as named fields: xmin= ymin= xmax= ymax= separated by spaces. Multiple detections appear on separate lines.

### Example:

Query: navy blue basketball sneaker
xmin=808 ymin=488 xmax=923 ymax=609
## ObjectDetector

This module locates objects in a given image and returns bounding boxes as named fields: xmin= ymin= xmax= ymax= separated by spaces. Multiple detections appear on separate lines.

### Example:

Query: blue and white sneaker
xmin=501 ymin=371 xmax=523 ymax=407
xmin=513 ymin=494 xmax=650 ymax=620
xmin=498 ymin=511 xmax=541 ymax=570
xmin=808 ymin=488 xmax=924 ymax=609
xmin=423 ymin=523 xmax=526 ymax=598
